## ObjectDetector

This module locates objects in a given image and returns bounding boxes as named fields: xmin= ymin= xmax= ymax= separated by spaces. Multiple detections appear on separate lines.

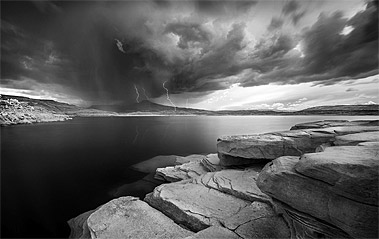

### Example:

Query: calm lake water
xmin=1 ymin=115 xmax=378 ymax=238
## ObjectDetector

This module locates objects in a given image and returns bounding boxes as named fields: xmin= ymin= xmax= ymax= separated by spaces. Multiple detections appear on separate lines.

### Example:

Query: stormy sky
xmin=1 ymin=0 xmax=378 ymax=110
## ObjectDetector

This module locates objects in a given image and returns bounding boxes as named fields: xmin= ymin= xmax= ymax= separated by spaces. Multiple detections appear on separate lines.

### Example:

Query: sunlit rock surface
xmin=154 ymin=155 xmax=209 ymax=182
xmin=222 ymin=201 xmax=290 ymax=239
xmin=257 ymin=154 xmax=378 ymax=238
xmin=296 ymin=146 xmax=379 ymax=205
xmin=155 ymin=161 xmax=209 ymax=182
xmin=144 ymin=180 xmax=251 ymax=231
xmin=201 ymin=153 xmax=228 ymax=172
xmin=334 ymin=131 xmax=379 ymax=146
xmin=195 ymin=169 xmax=271 ymax=203
xmin=86 ymin=196 xmax=193 ymax=239
xmin=217 ymin=125 xmax=379 ymax=165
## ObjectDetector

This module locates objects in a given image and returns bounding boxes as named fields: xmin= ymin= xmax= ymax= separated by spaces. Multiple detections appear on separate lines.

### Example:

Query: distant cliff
xmin=0 ymin=95 xmax=116 ymax=126
xmin=0 ymin=95 xmax=72 ymax=125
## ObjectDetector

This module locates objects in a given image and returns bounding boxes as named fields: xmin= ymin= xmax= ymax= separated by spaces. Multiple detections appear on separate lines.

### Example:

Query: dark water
xmin=1 ymin=115 xmax=377 ymax=238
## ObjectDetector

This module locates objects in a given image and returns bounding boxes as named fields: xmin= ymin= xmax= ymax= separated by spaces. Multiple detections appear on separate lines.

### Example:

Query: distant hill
xmin=297 ymin=104 xmax=379 ymax=115
xmin=1 ymin=94 xmax=378 ymax=126
xmin=90 ymin=100 xmax=214 ymax=115
xmin=91 ymin=100 xmax=379 ymax=116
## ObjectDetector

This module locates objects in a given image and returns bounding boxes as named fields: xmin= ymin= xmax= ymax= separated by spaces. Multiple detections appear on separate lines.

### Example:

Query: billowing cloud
xmin=1 ymin=0 xmax=377 ymax=107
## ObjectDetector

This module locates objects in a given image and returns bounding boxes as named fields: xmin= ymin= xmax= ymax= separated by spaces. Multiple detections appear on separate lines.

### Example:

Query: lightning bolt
xmin=142 ymin=87 xmax=150 ymax=101
xmin=115 ymin=39 xmax=126 ymax=53
xmin=163 ymin=81 xmax=176 ymax=111
xmin=134 ymin=84 xmax=140 ymax=103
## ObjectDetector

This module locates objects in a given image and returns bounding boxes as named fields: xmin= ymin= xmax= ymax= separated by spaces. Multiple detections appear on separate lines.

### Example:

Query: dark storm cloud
xmin=255 ymin=34 xmax=296 ymax=59
xmin=267 ymin=17 xmax=284 ymax=31
xmin=282 ymin=0 xmax=300 ymax=15
xmin=195 ymin=0 xmax=258 ymax=15
xmin=1 ymin=0 xmax=378 ymax=105
xmin=164 ymin=22 xmax=211 ymax=50
xmin=171 ymin=23 xmax=248 ymax=92
xmin=241 ymin=1 xmax=378 ymax=87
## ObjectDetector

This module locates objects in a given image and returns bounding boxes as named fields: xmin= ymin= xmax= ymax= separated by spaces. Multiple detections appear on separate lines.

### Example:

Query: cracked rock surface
xmin=86 ymin=196 xmax=193 ymax=239
xmin=334 ymin=131 xmax=379 ymax=146
xmin=222 ymin=201 xmax=290 ymax=239
xmin=155 ymin=161 xmax=209 ymax=182
xmin=217 ymin=125 xmax=379 ymax=165
xmin=195 ymin=169 xmax=271 ymax=203
xmin=257 ymin=155 xmax=378 ymax=238
xmin=144 ymin=180 xmax=251 ymax=232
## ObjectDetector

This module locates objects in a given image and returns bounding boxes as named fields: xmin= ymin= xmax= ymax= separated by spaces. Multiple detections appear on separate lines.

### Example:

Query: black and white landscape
xmin=1 ymin=0 xmax=378 ymax=238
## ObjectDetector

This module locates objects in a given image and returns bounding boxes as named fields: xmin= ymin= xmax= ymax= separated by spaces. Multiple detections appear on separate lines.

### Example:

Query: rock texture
xmin=144 ymin=180 xmax=251 ymax=231
xmin=195 ymin=169 xmax=271 ymax=203
xmin=257 ymin=155 xmax=378 ymax=238
xmin=296 ymin=146 xmax=379 ymax=205
xmin=86 ymin=196 xmax=193 ymax=239
xmin=201 ymin=154 xmax=228 ymax=172
xmin=217 ymin=125 xmax=379 ymax=165
xmin=155 ymin=161 xmax=209 ymax=182
xmin=334 ymin=131 xmax=379 ymax=146
xmin=183 ymin=226 xmax=240 ymax=239
xmin=222 ymin=201 xmax=290 ymax=239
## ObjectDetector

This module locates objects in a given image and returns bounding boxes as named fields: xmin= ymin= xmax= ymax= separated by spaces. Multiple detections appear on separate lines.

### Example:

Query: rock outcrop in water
xmin=68 ymin=119 xmax=379 ymax=239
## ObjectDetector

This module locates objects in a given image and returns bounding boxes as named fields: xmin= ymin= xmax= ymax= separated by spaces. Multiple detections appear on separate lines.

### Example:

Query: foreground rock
xmin=257 ymin=154 xmax=378 ymax=238
xmin=196 ymin=169 xmax=271 ymax=203
xmin=86 ymin=196 xmax=193 ymax=239
xmin=201 ymin=154 xmax=228 ymax=172
xmin=145 ymin=180 xmax=251 ymax=231
xmin=222 ymin=201 xmax=290 ymax=239
xmin=334 ymin=131 xmax=379 ymax=146
xmin=217 ymin=125 xmax=379 ymax=165
xmin=296 ymin=146 xmax=379 ymax=205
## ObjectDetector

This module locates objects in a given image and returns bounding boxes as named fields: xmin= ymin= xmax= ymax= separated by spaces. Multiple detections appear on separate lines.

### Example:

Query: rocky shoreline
xmin=68 ymin=119 xmax=378 ymax=239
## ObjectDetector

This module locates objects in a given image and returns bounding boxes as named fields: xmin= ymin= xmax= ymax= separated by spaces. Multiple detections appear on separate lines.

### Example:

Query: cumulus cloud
xmin=1 ymin=0 xmax=377 ymax=106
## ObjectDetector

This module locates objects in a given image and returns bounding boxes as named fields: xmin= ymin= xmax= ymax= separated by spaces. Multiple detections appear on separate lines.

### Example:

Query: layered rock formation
xmin=69 ymin=119 xmax=378 ymax=239
xmin=217 ymin=124 xmax=378 ymax=166
xmin=86 ymin=197 xmax=193 ymax=239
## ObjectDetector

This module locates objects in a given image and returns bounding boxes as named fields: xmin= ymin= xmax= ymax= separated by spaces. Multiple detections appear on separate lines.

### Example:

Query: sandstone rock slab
xmin=222 ymin=201 xmax=290 ymax=239
xmin=334 ymin=131 xmax=379 ymax=146
xmin=217 ymin=126 xmax=379 ymax=164
xmin=144 ymin=180 xmax=250 ymax=232
xmin=155 ymin=161 xmax=209 ymax=182
xmin=257 ymin=156 xmax=378 ymax=238
xmin=196 ymin=169 xmax=271 ymax=203
xmin=201 ymin=154 xmax=228 ymax=172
xmin=87 ymin=196 xmax=193 ymax=239
xmin=295 ymin=146 xmax=379 ymax=205
xmin=183 ymin=226 xmax=240 ymax=239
